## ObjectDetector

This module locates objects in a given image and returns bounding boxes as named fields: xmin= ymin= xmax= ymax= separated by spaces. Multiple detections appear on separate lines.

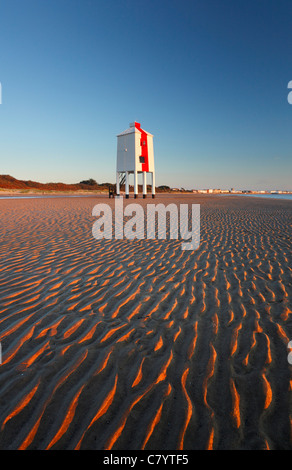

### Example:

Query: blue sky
xmin=0 ymin=0 xmax=291 ymax=190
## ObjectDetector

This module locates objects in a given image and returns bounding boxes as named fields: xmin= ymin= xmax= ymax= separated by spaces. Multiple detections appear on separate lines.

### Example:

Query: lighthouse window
xmin=139 ymin=156 xmax=145 ymax=163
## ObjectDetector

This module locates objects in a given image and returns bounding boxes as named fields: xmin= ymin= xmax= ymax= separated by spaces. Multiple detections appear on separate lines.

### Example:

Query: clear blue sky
xmin=0 ymin=0 xmax=291 ymax=190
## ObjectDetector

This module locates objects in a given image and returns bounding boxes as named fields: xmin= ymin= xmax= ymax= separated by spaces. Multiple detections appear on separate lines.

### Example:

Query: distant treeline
xmin=0 ymin=175 xmax=110 ymax=191
xmin=0 ymin=175 xmax=174 ymax=192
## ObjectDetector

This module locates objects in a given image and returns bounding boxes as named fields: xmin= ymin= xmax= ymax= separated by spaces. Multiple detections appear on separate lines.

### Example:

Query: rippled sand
xmin=0 ymin=194 xmax=291 ymax=450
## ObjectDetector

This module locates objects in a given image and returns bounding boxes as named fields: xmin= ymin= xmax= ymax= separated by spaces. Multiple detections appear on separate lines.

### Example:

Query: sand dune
xmin=0 ymin=194 xmax=291 ymax=450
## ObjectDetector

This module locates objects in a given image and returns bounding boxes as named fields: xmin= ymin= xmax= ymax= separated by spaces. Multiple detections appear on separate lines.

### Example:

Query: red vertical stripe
xmin=135 ymin=122 xmax=149 ymax=172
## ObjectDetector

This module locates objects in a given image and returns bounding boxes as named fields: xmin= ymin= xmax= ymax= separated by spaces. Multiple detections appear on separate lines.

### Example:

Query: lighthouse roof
xmin=117 ymin=122 xmax=153 ymax=137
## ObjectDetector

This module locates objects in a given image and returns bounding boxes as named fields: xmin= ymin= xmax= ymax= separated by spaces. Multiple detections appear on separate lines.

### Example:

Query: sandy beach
xmin=0 ymin=193 xmax=291 ymax=450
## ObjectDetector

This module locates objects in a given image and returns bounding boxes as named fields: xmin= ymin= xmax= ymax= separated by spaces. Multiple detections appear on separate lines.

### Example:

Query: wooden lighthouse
xmin=116 ymin=122 xmax=155 ymax=198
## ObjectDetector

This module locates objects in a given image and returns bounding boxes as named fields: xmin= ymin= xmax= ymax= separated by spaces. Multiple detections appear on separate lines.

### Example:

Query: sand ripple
xmin=0 ymin=195 xmax=291 ymax=450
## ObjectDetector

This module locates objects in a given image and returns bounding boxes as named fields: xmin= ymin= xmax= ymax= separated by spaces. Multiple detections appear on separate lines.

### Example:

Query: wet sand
xmin=0 ymin=194 xmax=291 ymax=450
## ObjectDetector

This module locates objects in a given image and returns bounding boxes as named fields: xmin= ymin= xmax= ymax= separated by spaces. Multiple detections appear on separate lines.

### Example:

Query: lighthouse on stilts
xmin=116 ymin=122 xmax=155 ymax=198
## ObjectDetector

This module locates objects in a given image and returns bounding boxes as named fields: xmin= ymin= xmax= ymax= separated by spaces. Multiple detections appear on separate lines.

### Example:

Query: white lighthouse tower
xmin=116 ymin=122 xmax=155 ymax=198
